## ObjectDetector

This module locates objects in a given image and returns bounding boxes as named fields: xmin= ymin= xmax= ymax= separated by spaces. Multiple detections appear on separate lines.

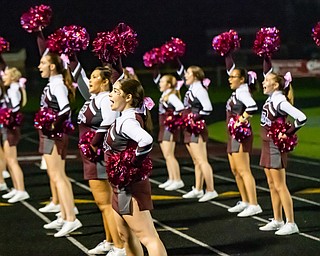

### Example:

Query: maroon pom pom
xmin=267 ymin=119 xmax=298 ymax=152
xmin=92 ymin=23 xmax=138 ymax=63
xmin=34 ymin=108 xmax=56 ymax=131
xmin=182 ymin=112 xmax=205 ymax=135
xmin=163 ymin=112 xmax=183 ymax=133
xmin=143 ymin=47 xmax=164 ymax=67
xmin=161 ymin=37 xmax=186 ymax=63
xmin=212 ymin=29 xmax=241 ymax=56
xmin=46 ymin=25 xmax=90 ymax=56
xmin=106 ymin=147 xmax=152 ymax=188
xmin=253 ymin=27 xmax=280 ymax=57
xmin=0 ymin=37 xmax=10 ymax=54
xmin=228 ymin=116 xmax=252 ymax=142
xmin=312 ymin=22 xmax=320 ymax=47
xmin=20 ymin=4 xmax=52 ymax=33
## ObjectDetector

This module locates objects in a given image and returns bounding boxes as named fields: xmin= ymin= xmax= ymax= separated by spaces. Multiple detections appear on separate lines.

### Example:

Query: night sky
xmin=1 ymin=0 xmax=320 ymax=70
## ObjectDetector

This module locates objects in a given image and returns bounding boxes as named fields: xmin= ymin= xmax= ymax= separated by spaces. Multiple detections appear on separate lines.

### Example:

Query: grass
xmin=207 ymin=107 xmax=320 ymax=160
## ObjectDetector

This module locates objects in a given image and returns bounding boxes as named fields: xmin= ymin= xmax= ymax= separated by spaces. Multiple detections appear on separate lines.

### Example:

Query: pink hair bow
xmin=284 ymin=72 xmax=292 ymax=88
xmin=248 ymin=71 xmax=257 ymax=84
xmin=125 ymin=67 xmax=135 ymax=76
xmin=0 ymin=70 xmax=4 ymax=78
xmin=19 ymin=77 xmax=27 ymax=88
xmin=203 ymin=78 xmax=211 ymax=88
xmin=60 ymin=54 xmax=70 ymax=69
xmin=143 ymin=97 xmax=155 ymax=110
xmin=72 ymin=82 xmax=78 ymax=88
xmin=176 ymin=80 xmax=184 ymax=90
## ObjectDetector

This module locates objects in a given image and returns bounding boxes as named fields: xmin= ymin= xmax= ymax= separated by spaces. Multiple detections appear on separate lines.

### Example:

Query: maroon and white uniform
xmin=226 ymin=84 xmax=258 ymax=153
xmin=2 ymin=82 xmax=23 ymax=146
xmin=158 ymin=89 xmax=184 ymax=142
xmin=78 ymin=91 xmax=118 ymax=180
xmin=38 ymin=74 xmax=71 ymax=159
xmin=183 ymin=81 xmax=213 ymax=143
xmin=260 ymin=91 xmax=307 ymax=168
xmin=104 ymin=108 xmax=153 ymax=215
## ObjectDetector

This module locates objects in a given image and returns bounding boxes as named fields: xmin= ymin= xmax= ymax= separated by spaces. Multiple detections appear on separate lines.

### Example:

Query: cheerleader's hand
xmin=278 ymin=132 xmax=287 ymax=139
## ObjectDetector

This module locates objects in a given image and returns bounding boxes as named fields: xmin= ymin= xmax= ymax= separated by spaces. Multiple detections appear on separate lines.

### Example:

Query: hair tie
xmin=284 ymin=72 xmax=292 ymax=89
xmin=60 ymin=54 xmax=70 ymax=70
xmin=143 ymin=97 xmax=155 ymax=110
xmin=19 ymin=77 xmax=27 ymax=88
xmin=125 ymin=67 xmax=135 ymax=76
xmin=247 ymin=71 xmax=257 ymax=84
xmin=202 ymin=78 xmax=211 ymax=88
xmin=176 ymin=80 xmax=184 ymax=90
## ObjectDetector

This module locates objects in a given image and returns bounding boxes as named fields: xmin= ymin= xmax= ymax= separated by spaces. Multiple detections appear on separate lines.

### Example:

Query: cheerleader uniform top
xmin=41 ymin=74 xmax=71 ymax=130
xmin=159 ymin=89 xmax=184 ymax=114
xmin=4 ymin=82 xmax=22 ymax=112
xmin=260 ymin=90 xmax=307 ymax=140
xmin=226 ymin=83 xmax=258 ymax=120
xmin=183 ymin=80 xmax=212 ymax=116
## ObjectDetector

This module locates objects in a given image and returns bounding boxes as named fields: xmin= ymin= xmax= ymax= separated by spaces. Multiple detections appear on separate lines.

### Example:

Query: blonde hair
xmin=270 ymin=72 xmax=294 ymax=105
xmin=6 ymin=67 xmax=27 ymax=107
xmin=161 ymin=74 xmax=181 ymax=102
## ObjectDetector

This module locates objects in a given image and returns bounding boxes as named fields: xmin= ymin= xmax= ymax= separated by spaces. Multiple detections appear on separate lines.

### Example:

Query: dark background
xmin=1 ymin=0 xmax=320 ymax=71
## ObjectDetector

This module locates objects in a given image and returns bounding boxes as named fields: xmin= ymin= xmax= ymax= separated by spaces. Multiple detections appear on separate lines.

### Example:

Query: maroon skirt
xmin=2 ymin=127 xmax=21 ymax=146
xmin=38 ymin=130 xmax=69 ymax=160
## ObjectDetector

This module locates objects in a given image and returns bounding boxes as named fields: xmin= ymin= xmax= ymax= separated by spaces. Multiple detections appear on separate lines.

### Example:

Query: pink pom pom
xmin=92 ymin=31 xmax=119 ymax=63
xmin=312 ymin=22 xmax=320 ymax=47
xmin=106 ymin=147 xmax=152 ymax=188
xmin=228 ymin=116 xmax=252 ymax=142
xmin=163 ymin=112 xmax=183 ymax=133
xmin=267 ymin=119 xmax=298 ymax=152
xmin=182 ymin=112 xmax=205 ymax=135
xmin=253 ymin=27 xmax=280 ymax=57
xmin=78 ymin=131 xmax=103 ymax=162
xmin=143 ymin=47 xmax=163 ymax=67
xmin=212 ymin=29 xmax=241 ymax=56
xmin=46 ymin=25 xmax=90 ymax=56
xmin=0 ymin=37 xmax=10 ymax=54
xmin=20 ymin=4 xmax=52 ymax=33
xmin=161 ymin=37 xmax=186 ymax=62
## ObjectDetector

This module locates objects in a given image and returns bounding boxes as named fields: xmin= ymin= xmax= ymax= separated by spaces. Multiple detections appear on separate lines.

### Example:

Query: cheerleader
xmin=0 ymin=67 xmax=29 ymax=203
xmin=181 ymin=65 xmax=218 ymax=202
xmin=105 ymin=78 xmax=167 ymax=256
xmin=74 ymin=61 xmax=125 ymax=254
xmin=224 ymin=52 xmax=262 ymax=217
xmin=157 ymin=74 xmax=184 ymax=191
xmin=259 ymin=57 xmax=306 ymax=235
xmin=37 ymin=52 xmax=82 ymax=237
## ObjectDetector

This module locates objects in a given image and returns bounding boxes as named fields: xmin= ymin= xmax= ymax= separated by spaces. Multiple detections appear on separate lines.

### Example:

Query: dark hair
xmin=234 ymin=68 xmax=257 ymax=93
xmin=94 ymin=66 xmax=112 ymax=91
xmin=269 ymin=72 xmax=294 ymax=104
xmin=118 ymin=78 xmax=153 ymax=133
xmin=46 ymin=53 xmax=75 ymax=102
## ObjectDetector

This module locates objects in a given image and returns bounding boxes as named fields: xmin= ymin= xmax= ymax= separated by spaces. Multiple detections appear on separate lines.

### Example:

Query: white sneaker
xmin=39 ymin=202 xmax=61 ymax=213
xmin=88 ymin=240 xmax=113 ymax=254
xmin=237 ymin=204 xmax=262 ymax=217
xmin=106 ymin=247 xmax=126 ymax=256
xmin=2 ymin=188 xmax=17 ymax=199
xmin=182 ymin=187 xmax=204 ymax=199
xmin=259 ymin=219 xmax=284 ymax=231
xmin=165 ymin=180 xmax=184 ymax=191
xmin=54 ymin=218 xmax=82 ymax=237
xmin=0 ymin=182 xmax=8 ymax=191
xmin=43 ymin=217 xmax=64 ymax=229
xmin=198 ymin=190 xmax=218 ymax=202
xmin=8 ymin=190 xmax=30 ymax=203
xmin=2 ymin=170 xmax=10 ymax=179
xmin=158 ymin=180 xmax=173 ymax=189
xmin=228 ymin=201 xmax=249 ymax=213
xmin=275 ymin=222 xmax=299 ymax=235
xmin=56 ymin=206 xmax=79 ymax=217
xmin=40 ymin=157 xmax=47 ymax=170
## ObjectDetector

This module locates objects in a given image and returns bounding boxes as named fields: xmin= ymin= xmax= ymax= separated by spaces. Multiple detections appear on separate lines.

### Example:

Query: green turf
xmin=208 ymin=107 xmax=320 ymax=160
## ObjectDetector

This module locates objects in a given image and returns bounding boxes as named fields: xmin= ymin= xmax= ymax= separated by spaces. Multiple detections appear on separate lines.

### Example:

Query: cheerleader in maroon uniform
xmin=37 ymin=52 xmax=82 ymax=237
xmin=105 ymin=78 xmax=167 ymax=256
xmin=181 ymin=65 xmax=218 ymax=202
xmin=0 ymin=67 xmax=29 ymax=203
xmin=224 ymin=52 xmax=262 ymax=217
xmin=259 ymin=57 xmax=306 ymax=235
xmin=156 ymin=74 xmax=184 ymax=191
xmin=75 ymin=62 xmax=125 ymax=255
